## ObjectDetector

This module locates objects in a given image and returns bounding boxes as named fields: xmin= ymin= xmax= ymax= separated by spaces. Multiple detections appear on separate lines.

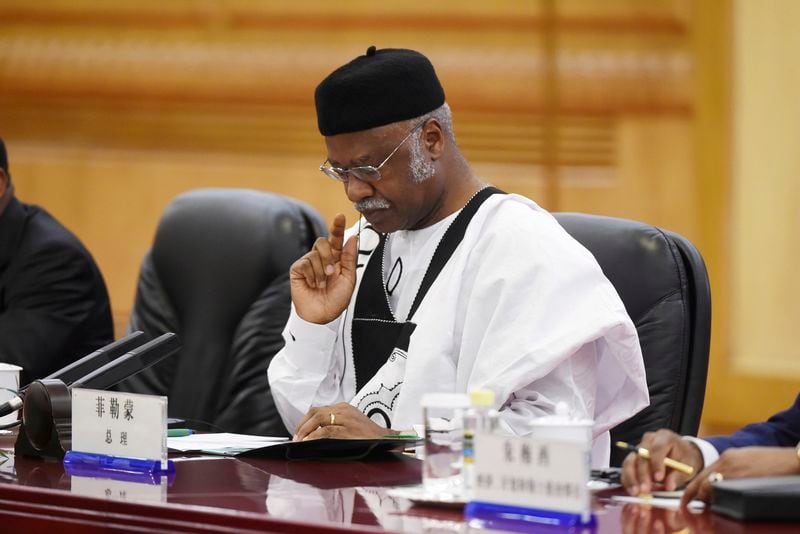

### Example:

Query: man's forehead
xmin=324 ymin=124 xmax=398 ymax=166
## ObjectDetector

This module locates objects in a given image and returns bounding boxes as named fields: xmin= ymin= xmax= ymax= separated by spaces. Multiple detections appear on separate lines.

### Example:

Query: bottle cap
xmin=469 ymin=389 xmax=495 ymax=407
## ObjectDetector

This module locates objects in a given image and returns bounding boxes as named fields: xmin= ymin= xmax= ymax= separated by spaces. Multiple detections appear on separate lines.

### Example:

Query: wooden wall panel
xmin=691 ymin=0 xmax=799 ymax=433
xmin=1 ymin=0 xmax=696 ymax=320
xmin=731 ymin=0 xmax=800 ymax=379
xmin=9 ymin=145 xmax=349 ymax=319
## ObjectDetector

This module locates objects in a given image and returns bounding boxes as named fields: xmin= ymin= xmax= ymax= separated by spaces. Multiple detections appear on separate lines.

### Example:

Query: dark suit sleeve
xmin=0 ymin=241 xmax=103 ymax=381
xmin=706 ymin=393 xmax=800 ymax=454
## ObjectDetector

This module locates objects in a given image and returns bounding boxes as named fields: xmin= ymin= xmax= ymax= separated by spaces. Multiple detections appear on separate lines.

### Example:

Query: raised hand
xmin=289 ymin=213 xmax=358 ymax=324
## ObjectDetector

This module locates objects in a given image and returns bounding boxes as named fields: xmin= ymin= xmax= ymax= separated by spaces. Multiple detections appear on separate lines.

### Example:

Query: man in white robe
xmin=268 ymin=46 xmax=649 ymax=466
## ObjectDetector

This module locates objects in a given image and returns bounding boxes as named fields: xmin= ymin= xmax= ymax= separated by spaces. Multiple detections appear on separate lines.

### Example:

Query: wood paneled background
xmin=1 ymin=0 xmax=797 ymax=433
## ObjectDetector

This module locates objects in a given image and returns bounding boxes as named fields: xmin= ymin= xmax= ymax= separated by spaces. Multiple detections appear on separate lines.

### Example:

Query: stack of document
xmin=167 ymin=433 xmax=288 ymax=455
xmin=610 ymin=493 xmax=705 ymax=510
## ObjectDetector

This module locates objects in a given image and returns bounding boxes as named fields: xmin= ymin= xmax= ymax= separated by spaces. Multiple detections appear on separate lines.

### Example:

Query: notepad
xmin=711 ymin=475 xmax=800 ymax=520
xmin=239 ymin=436 xmax=422 ymax=460
xmin=167 ymin=433 xmax=420 ymax=460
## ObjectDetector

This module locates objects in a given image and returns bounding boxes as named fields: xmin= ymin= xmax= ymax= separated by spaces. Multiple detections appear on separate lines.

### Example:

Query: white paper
xmin=611 ymin=495 xmax=705 ymax=510
xmin=167 ymin=432 xmax=288 ymax=453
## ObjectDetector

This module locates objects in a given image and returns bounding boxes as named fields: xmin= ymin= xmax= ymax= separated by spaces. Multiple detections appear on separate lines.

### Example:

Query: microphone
xmin=0 ymin=331 xmax=149 ymax=419
xmin=70 ymin=333 xmax=181 ymax=391
xmin=43 ymin=331 xmax=149 ymax=386
xmin=16 ymin=332 xmax=180 ymax=458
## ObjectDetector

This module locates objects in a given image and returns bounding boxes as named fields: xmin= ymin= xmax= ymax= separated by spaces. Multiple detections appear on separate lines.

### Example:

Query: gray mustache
xmin=354 ymin=197 xmax=391 ymax=212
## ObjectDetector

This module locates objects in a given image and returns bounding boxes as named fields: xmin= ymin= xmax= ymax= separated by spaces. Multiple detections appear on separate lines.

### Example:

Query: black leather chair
xmin=116 ymin=189 xmax=326 ymax=436
xmin=554 ymin=213 xmax=711 ymax=466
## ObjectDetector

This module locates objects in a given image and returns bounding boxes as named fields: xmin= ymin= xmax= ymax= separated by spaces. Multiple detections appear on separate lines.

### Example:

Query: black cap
xmin=315 ymin=46 xmax=446 ymax=136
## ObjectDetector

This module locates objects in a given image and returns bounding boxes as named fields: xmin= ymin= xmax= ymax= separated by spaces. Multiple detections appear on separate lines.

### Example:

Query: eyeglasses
xmin=319 ymin=122 xmax=425 ymax=184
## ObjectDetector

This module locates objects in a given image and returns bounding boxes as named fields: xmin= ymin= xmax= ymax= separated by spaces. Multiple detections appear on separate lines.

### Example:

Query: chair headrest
xmin=151 ymin=188 xmax=320 ymax=334
xmin=554 ymin=212 xmax=683 ymax=322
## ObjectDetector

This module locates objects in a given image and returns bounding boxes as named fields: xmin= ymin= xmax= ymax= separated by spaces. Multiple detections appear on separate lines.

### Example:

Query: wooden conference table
xmin=0 ymin=434 xmax=795 ymax=533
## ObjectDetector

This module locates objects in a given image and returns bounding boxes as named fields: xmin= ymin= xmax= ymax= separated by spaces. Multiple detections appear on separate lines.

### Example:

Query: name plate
xmin=71 ymin=388 xmax=168 ymax=469
xmin=473 ymin=433 xmax=590 ymax=516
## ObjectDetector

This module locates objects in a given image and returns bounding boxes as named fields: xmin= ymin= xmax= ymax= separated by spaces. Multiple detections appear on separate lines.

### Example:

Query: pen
xmin=167 ymin=428 xmax=194 ymax=437
xmin=384 ymin=434 xmax=419 ymax=439
xmin=615 ymin=441 xmax=695 ymax=476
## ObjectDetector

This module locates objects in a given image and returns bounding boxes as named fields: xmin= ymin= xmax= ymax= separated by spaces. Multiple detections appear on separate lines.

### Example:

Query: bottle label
xmin=463 ymin=430 xmax=475 ymax=465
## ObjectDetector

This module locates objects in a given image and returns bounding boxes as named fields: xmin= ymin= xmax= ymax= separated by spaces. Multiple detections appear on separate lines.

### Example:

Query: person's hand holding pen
xmin=620 ymin=429 xmax=705 ymax=496
xmin=290 ymin=213 xmax=359 ymax=324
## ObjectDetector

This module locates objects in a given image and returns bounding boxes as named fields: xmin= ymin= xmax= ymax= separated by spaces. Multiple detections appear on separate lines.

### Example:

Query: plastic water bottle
xmin=462 ymin=389 xmax=499 ymax=493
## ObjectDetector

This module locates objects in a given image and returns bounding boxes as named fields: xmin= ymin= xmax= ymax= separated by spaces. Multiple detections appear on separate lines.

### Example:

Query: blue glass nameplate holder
xmin=65 ymin=389 xmax=173 ymax=475
xmin=465 ymin=433 xmax=595 ymax=531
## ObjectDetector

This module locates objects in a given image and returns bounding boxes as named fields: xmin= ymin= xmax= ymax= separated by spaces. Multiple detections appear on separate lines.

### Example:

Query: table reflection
xmin=260 ymin=454 xmax=424 ymax=530
xmin=6 ymin=452 xmax=70 ymax=491
xmin=266 ymin=477 xmax=355 ymax=524
xmin=70 ymin=472 xmax=168 ymax=503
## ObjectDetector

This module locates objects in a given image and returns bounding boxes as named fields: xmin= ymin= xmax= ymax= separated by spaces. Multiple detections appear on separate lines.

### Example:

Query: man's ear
xmin=422 ymin=119 xmax=445 ymax=161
